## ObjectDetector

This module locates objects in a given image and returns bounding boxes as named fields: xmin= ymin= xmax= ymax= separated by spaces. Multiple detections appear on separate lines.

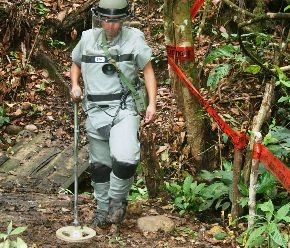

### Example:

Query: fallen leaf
xmin=230 ymin=108 xmax=240 ymax=115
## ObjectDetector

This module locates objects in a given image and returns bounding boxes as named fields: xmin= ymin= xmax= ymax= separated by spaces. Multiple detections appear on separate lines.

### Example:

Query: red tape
xmin=253 ymin=143 xmax=290 ymax=192
xmin=190 ymin=0 xmax=205 ymax=19
xmin=166 ymin=45 xmax=195 ymax=61
xmin=168 ymin=57 xmax=247 ymax=150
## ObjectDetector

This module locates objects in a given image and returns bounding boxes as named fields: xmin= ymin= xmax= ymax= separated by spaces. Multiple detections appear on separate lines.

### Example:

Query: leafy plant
xmin=203 ymin=44 xmax=242 ymax=91
xmin=263 ymin=120 xmax=290 ymax=164
xmin=165 ymin=175 xmax=206 ymax=215
xmin=203 ymin=30 xmax=278 ymax=91
xmin=58 ymin=188 xmax=73 ymax=195
xmin=199 ymin=160 xmax=234 ymax=211
xmin=284 ymin=4 xmax=290 ymax=12
xmin=35 ymin=81 xmax=46 ymax=92
xmin=27 ymin=104 xmax=41 ymax=117
xmin=0 ymin=221 xmax=27 ymax=248
xmin=108 ymin=235 xmax=125 ymax=246
xmin=275 ymin=66 xmax=290 ymax=104
xmin=47 ymin=38 xmax=66 ymax=48
xmin=128 ymin=178 xmax=148 ymax=201
xmin=207 ymin=63 xmax=231 ymax=91
xmin=34 ymin=1 xmax=50 ymax=16
xmin=0 ymin=106 xmax=10 ymax=127
xmin=238 ymin=200 xmax=290 ymax=248
xmin=175 ymin=226 xmax=197 ymax=239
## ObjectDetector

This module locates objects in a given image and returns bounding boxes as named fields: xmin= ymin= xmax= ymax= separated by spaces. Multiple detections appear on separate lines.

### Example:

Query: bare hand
xmin=144 ymin=104 xmax=156 ymax=124
xmin=70 ymin=86 xmax=82 ymax=102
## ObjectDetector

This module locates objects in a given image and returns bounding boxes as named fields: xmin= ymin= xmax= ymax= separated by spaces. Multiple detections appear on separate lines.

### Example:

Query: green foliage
xmin=238 ymin=200 xmax=290 ymax=248
xmin=58 ymin=188 xmax=73 ymax=195
xmin=128 ymin=178 xmax=148 ymax=201
xmin=47 ymin=38 xmax=66 ymax=48
xmin=165 ymin=175 xmax=206 ymax=215
xmin=27 ymin=104 xmax=41 ymax=117
xmin=243 ymin=65 xmax=261 ymax=75
xmin=35 ymin=81 xmax=46 ymax=92
xmin=108 ymin=235 xmax=125 ymax=246
xmin=284 ymin=4 xmax=290 ymax=12
xmin=207 ymin=63 xmax=231 ymax=91
xmin=9 ymin=51 xmax=19 ymax=60
xmin=34 ymin=1 xmax=50 ymax=16
xmin=263 ymin=120 xmax=290 ymax=163
xmin=175 ymin=226 xmax=197 ymax=239
xmin=203 ymin=44 xmax=238 ymax=65
xmin=199 ymin=160 xmax=234 ymax=211
xmin=0 ymin=106 xmax=10 ymax=127
xmin=275 ymin=66 xmax=290 ymax=104
xmin=203 ymin=44 xmax=243 ymax=91
xmin=0 ymin=221 xmax=27 ymax=248
xmin=203 ymin=30 xmax=282 ymax=91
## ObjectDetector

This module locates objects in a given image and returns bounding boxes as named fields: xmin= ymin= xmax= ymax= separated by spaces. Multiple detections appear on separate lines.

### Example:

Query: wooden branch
xmin=222 ymin=0 xmax=256 ymax=17
xmin=248 ymin=132 xmax=262 ymax=228
xmin=270 ymin=65 xmax=290 ymax=73
xmin=218 ymin=95 xmax=263 ymax=104
xmin=243 ymin=79 xmax=275 ymax=184
xmin=62 ymin=0 xmax=96 ymax=31
xmin=222 ymin=0 xmax=290 ymax=20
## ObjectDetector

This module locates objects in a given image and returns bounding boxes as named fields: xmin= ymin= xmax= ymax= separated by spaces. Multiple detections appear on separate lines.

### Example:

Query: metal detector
xmin=56 ymin=98 xmax=96 ymax=242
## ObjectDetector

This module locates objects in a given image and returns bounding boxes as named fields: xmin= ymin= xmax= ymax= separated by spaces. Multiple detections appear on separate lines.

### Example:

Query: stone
xmin=24 ymin=124 xmax=38 ymax=133
xmin=5 ymin=125 xmax=23 ymax=135
xmin=137 ymin=215 xmax=175 ymax=232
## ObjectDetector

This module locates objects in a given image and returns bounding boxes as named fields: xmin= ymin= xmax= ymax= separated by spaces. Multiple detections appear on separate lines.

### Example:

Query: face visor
xmin=91 ymin=6 xmax=130 ymax=22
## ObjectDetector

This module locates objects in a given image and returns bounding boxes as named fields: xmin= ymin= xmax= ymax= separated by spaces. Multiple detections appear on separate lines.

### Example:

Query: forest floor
xmin=2 ymin=0 xmax=289 ymax=247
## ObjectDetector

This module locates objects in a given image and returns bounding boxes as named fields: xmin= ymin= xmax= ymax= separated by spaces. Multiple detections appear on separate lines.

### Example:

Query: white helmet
xmin=92 ymin=0 xmax=130 ymax=21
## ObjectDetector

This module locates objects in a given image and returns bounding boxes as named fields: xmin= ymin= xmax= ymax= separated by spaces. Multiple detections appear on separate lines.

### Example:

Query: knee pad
xmin=90 ymin=162 xmax=112 ymax=183
xmin=112 ymin=160 xmax=137 ymax=180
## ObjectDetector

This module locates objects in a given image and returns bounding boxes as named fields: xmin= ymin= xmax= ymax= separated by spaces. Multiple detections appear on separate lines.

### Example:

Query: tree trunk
xmin=164 ymin=0 xmax=207 ymax=173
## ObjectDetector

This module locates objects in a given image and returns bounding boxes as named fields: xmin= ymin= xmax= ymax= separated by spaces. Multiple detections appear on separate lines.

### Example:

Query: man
xmin=70 ymin=0 xmax=157 ymax=227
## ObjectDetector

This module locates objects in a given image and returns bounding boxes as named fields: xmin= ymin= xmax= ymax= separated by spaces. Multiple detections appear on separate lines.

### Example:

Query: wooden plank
xmin=0 ymin=132 xmax=50 ymax=173
xmin=36 ymin=144 xmax=90 ymax=192
xmin=32 ymin=144 xmax=74 ymax=180
xmin=0 ymin=132 xmax=91 ymax=194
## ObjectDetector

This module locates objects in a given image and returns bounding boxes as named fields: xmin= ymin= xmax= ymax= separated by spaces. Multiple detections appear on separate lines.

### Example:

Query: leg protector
xmin=108 ymin=172 xmax=134 ymax=200
xmin=90 ymin=162 xmax=112 ymax=183
xmin=91 ymin=181 xmax=110 ymax=211
xmin=112 ymin=160 xmax=137 ymax=180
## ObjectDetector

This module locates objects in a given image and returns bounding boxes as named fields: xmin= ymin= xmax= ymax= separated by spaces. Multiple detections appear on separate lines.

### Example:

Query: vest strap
xmin=87 ymin=93 xmax=123 ymax=102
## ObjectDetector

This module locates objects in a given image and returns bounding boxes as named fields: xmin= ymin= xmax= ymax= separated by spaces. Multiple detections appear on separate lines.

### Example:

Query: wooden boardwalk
xmin=0 ymin=132 xmax=90 ymax=194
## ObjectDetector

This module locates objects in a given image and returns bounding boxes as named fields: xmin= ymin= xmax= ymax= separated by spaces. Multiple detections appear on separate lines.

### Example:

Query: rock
xmin=21 ymin=102 xmax=31 ymax=110
xmin=127 ymin=201 xmax=143 ymax=215
xmin=137 ymin=215 xmax=175 ymax=232
xmin=24 ymin=124 xmax=38 ymax=133
xmin=5 ymin=125 xmax=23 ymax=135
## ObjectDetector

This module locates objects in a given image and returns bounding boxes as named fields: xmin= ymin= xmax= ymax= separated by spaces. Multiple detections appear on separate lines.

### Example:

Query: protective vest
xmin=72 ymin=27 xmax=151 ymax=97
xmin=71 ymin=26 xmax=151 ymax=129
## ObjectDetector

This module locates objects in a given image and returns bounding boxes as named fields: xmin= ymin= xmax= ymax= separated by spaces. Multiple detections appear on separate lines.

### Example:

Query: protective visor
xmin=91 ymin=6 xmax=129 ymax=22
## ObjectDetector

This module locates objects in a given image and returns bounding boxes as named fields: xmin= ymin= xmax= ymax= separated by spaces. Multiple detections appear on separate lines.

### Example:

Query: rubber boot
xmin=107 ymin=173 xmax=134 ymax=224
xmin=91 ymin=181 xmax=110 ymax=227
xmin=108 ymin=198 xmax=128 ymax=224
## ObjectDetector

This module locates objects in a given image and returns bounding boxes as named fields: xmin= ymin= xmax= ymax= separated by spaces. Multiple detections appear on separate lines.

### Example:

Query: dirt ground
xmin=0 ymin=187 xmax=238 ymax=248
